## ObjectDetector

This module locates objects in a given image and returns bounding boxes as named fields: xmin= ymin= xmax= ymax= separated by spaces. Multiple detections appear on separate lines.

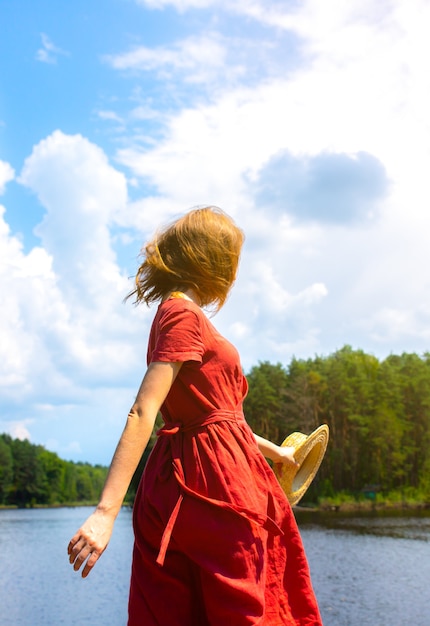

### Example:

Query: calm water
xmin=0 ymin=506 xmax=429 ymax=625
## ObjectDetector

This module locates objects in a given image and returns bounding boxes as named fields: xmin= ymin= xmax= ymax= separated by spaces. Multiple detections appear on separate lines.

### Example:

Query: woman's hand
xmin=67 ymin=508 xmax=115 ymax=578
xmin=272 ymin=445 xmax=299 ymax=477
xmin=273 ymin=445 xmax=299 ymax=467
xmin=253 ymin=433 xmax=299 ymax=469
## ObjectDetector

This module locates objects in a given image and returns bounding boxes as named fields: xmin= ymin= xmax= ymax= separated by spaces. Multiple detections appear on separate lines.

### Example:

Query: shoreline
xmin=0 ymin=502 xmax=132 ymax=511
xmin=294 ymin=500 xmax=430 ymax=517
xmin=2 ymin=500 xmax=429 ymax=515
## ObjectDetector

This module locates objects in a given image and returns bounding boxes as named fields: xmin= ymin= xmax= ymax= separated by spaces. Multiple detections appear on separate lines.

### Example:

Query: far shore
xmin=2 ymin=500 xmax=430 ymax=516
xmin=294 ymin=500 xmax=430 ymax=516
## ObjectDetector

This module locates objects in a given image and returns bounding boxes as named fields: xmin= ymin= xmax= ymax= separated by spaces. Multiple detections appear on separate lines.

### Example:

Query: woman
xmin=68 ymin=206 xmax=322 ymax=625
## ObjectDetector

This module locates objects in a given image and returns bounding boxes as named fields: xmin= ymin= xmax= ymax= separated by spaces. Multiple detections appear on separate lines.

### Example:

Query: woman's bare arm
xmin=67 ymin=360 xmax=181 ymax=578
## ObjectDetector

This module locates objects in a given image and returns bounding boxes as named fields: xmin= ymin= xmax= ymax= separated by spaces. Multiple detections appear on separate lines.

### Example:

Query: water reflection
xmin=296 ymin=510 xmax=430 ymax=626
xmin=296 ymin=508 xmax=430 ymax=541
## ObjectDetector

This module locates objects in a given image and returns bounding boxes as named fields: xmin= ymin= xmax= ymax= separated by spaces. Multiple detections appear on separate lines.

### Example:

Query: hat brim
xmin=274 ymin=424 xmax=329 ymax=506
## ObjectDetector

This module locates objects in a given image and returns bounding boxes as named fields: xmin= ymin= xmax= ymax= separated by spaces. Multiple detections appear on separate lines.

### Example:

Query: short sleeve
xmin=149 ymin=300 xmax=205 ymax=364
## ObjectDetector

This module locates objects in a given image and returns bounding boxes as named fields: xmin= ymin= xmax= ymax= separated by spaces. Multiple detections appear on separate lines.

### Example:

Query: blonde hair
xmin=127 ymin=206 xmax=244 ymax=310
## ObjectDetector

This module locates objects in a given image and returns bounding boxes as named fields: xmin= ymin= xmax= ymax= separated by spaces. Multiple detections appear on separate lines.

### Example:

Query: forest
xmin=244 ymin=346 xmax=430 ymax=503
xmin=0 ymin=434 xmax=109 ymax=507
xmin=1 ymin=346 xmax=430 ymax=507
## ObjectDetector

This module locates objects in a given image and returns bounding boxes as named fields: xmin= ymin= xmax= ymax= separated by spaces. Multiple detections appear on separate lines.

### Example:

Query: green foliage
xmin=0 ymin=436 xmax=13 ymax=502
xmin=0 ymin=434 xmax=108 ymax=507
xmin=243 ymin=347 xmax=430 ymax=502
xmin=244 ymin=361 xmax=290 ymax=442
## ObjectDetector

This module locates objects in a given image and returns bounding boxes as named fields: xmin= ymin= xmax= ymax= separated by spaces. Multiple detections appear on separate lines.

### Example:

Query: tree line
xmin=0 ymin=434 xmax=109 ymax=507
xmin=2 ymin=346 xmax=430 ymax=507
xmin=244 ymin=346 xmax=430 ymax=501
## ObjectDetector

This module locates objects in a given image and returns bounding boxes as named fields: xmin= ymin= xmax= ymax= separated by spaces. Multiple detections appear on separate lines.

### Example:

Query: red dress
xmin=128 ymin=298 xmax=322 ymax=625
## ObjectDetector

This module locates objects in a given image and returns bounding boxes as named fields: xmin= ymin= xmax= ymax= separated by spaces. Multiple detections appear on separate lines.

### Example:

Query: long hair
xmin=126 ymin=206 xmax=244 ymax=311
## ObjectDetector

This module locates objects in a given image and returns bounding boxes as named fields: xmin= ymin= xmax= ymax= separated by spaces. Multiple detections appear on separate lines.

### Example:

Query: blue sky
xmin=1 ymin=0 xmax=430 ymax=464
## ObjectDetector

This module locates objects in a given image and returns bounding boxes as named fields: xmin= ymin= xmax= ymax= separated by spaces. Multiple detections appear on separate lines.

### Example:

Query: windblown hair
xmin=127 ymin=206 xmax=245 ymax=310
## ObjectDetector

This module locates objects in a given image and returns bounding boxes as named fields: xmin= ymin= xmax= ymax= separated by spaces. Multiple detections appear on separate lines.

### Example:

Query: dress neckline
xmin=168 ymin=291 xmax=193 ymax=301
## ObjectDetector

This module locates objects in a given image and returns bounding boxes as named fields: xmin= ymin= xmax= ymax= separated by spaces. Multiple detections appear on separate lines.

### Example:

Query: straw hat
xmin=274 ymin=424 xmax=329 ymax=506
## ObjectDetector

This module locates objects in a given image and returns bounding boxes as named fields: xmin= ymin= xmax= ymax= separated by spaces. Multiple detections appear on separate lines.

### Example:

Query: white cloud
xmin=253 ymin=150 xmax=389 ymax=224
xmin=0 ymin=205 xmax=55 ymax=392
xmin=133 ymin=0 xmax=295 ymax=25
xmin=107 ymin=34 xmax=224 ymax=71
xmin=130 ymin=105 xmax=160 ymax=121
xmin=97 ymin=110 xmax=125 ymax=124
xmin=44 ymin=438 xmax=82 ymax=457
xmin=367 ymin=307 xmax=430 ymax=343
xmin=105 ymin=33 xmax=229 ymax=85
xmin=122 ymin=0 xmax=430 ymax=190
xmin=0 ymin=132 xmax=157 ymax=461
xmin=2 ymin=133 xmax=149 ymax=396
xmin=0 ymin=160 xmax=14 ymax=194
xmin=242 ymin=259 xmax=328 ymax=315
xmin=8 ymin=421 xmax=33 ymax=441
xmin=135 ymin=0 xmax=216 ymax=10
xmin=36 ymin=33 xmax=69 ymax=64
xmin=19 ymin=131 xmax=128 ymax=307
xmin=17 ymin=131 xmax=149 ymax=383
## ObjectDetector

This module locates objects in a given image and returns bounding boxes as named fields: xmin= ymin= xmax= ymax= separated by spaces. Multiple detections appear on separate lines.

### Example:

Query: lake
xmin=0 ymin=506 xmax=429 ymax=625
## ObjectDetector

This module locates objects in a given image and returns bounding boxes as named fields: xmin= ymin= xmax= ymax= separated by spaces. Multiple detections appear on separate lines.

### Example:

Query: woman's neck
xmin=164 ymin=289 xmax=200 ymax=305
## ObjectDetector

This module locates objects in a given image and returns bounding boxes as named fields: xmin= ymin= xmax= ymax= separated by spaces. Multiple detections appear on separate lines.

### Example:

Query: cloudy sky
xmin=1 ymin=0 xmax=429 ymax=464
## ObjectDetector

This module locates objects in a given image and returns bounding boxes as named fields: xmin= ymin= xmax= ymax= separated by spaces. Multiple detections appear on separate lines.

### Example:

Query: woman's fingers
xmin=283 ymin=446 xmax=299 ymax=467
xmin=67 ymin=511 xmax=114 ymax=577
xmin=67 ymin=532 xmax=81 ymax=557
xmin=69 ymin=542 xmax=101 ymax=577
xmin=67 ymin=532 xmax=100 ymax=576
xmin=275 ymin=446 xmax=299 ymax=477
xmin=68 ymin=535 xmax=81 ymax=558
xmin=68 ymin=537 xmax=88 ymax=567
xmin=81 ymin=551 xmax=101 ymax=578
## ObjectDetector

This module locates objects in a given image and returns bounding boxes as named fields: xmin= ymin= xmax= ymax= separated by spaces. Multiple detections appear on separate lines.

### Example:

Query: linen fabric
xmin=128 ymin=298 xmax=323 ymax=625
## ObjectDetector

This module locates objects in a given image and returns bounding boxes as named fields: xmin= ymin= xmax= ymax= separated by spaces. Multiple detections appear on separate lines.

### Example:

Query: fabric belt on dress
xmin=155 ymin=410 xmax=283 ymax=566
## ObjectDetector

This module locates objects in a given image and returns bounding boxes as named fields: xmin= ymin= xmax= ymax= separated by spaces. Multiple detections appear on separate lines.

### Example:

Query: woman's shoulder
xmin=154 ymin=297 xmax=205 ymax=330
